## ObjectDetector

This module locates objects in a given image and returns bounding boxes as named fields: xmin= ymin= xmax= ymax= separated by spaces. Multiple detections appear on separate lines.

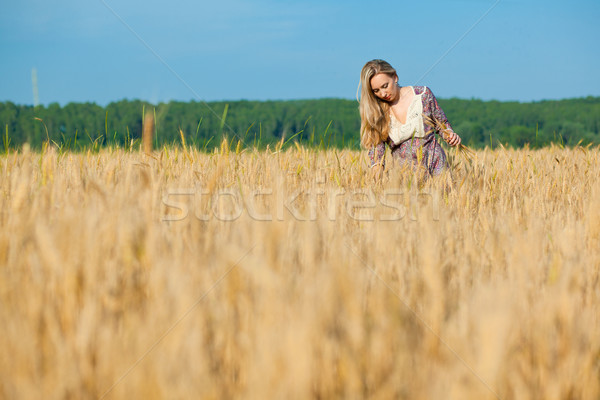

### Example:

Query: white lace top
xmin=388 ymin=86 xmax=427 ymax=145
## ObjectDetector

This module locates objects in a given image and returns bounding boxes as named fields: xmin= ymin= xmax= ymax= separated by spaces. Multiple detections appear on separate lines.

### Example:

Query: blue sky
xmin=1 ymin=0 xmax=598 ymax=105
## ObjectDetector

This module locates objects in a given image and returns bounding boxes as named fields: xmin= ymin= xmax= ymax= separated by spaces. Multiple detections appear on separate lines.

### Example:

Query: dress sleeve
xmin=422 ymin=86 xmax=456 ymax=134
xmin=367 ymin=141 xmax=386 ymax=168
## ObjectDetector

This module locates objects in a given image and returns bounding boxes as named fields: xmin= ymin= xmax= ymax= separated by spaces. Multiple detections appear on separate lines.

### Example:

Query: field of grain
xmin=1 ymin=143 xmax=599 ymax=399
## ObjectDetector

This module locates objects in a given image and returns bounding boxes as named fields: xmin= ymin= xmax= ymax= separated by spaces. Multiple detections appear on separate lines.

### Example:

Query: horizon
xmin=3 ymin=93 xmax=599 ymax=109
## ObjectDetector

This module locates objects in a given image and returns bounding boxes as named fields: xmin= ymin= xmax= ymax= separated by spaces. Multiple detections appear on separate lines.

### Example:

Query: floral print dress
xmin=367 ymin=86 xmax=453 ymax=177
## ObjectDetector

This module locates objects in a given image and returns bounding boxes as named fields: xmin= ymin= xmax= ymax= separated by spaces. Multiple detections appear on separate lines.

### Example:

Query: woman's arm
xmin=368 ymin=141 xmax=386 ymax=168
xmin=423 ymin=87 xmax=461 ymax=146
xmin=367 ymin=142 xmax=386 ymax=180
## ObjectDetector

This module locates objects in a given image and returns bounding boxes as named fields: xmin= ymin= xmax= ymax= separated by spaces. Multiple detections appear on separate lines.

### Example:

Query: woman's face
xmin=370 ymin=73 xmax=399 ymax=102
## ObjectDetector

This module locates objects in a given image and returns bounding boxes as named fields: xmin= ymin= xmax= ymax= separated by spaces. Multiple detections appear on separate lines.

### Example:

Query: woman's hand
xmin=371 ymin=164 xmax=384 ymax=180
xmin=445 ymin=131 xmax=462 ymax=147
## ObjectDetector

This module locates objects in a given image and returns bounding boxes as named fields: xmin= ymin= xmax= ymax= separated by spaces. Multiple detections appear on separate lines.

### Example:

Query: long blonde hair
xmin=358 ymin=59 xmax=397 ymax=148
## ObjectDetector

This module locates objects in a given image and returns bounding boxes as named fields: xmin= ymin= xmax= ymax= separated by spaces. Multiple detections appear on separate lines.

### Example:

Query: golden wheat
xmin=0 ymin=143 xmax=599 ymax=399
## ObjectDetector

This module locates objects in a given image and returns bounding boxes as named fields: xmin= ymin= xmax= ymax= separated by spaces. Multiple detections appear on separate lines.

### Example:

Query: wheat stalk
xmin=142 ymin=113 xmax=154 ymax=155
xmin=423 ymin=115 xmax=476 ymax=163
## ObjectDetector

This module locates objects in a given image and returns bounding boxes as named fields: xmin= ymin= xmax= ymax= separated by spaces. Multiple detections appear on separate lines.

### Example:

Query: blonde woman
xmin=359 ymin=59 xmax=461 ymax=179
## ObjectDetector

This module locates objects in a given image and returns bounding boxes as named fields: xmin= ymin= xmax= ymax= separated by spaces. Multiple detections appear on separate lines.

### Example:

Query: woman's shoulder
xmin=413 ymin=86 xmax=432 ymax=95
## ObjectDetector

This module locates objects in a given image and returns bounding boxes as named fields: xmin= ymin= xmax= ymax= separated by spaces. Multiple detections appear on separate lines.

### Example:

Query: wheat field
xmin=0 ymin=142 xmax=599 ymax=399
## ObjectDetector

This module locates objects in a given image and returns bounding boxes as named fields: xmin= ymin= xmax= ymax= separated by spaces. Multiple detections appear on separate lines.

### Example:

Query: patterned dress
xmin=367 ymin=86 xmax=453 ymax=177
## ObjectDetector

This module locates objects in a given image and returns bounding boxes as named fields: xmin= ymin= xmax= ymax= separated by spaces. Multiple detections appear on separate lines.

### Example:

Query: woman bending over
xmin=359 ymin=59 xmax=461 ymax=179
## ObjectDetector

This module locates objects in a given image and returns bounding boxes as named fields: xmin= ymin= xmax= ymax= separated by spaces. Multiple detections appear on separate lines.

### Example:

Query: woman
xmin=359 ymin=59 xmax=461 ymax=179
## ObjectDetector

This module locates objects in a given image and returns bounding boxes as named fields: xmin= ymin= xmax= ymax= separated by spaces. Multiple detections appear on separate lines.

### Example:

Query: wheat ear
xmin=423 ymin=115 xmax=476 ymax=163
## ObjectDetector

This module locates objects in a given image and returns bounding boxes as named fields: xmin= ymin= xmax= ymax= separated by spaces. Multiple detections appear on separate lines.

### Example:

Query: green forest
xmin=1 ymin=95 xmax=599 ymax=151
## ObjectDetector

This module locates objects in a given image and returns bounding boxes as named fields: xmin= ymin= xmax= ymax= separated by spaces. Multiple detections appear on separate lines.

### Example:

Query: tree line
xmin=0 ymin=96 xmax=598 ymax=151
